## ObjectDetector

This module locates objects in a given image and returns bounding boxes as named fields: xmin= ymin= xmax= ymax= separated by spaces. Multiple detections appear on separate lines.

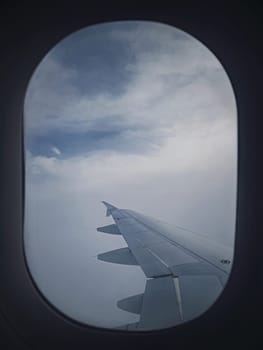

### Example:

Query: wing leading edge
xmin=97 ymin=202 xmax=232 ymax=330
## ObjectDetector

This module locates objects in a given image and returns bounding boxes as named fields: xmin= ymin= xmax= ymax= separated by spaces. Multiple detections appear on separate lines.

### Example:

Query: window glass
xmin=24 ymin=21 xmax=237 ymax=330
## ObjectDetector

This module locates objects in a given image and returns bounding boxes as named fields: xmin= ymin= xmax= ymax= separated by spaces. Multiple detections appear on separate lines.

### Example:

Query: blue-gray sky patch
xmin=49 ymin=22 xmax=137 ymax=97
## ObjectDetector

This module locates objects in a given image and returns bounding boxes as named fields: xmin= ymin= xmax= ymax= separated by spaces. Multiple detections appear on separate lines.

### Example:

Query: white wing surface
xmin=97 ymin=202 xmax=233 ymax=330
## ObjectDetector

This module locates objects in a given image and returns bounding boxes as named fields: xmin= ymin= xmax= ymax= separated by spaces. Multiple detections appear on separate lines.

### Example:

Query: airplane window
xmin=23 ymin=21 xmax=237 ymax=331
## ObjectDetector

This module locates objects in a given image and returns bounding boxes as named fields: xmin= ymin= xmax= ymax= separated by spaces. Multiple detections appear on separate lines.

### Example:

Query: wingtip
xmin=101 ymin=201 xmax=117 ymax=209
xmin=101 ymin=201 xmax=118 ymax=216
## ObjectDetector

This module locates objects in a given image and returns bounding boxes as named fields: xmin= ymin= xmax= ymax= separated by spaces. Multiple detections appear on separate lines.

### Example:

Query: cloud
xmin=51 ymin=146 xmax=61 ymax=155
xmin=24 ymin=21 xmax=236 ymax=158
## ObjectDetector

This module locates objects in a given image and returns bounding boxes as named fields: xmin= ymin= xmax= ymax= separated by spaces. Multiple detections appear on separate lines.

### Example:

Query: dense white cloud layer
xmin=24 ymin=21 xmax=237 ymax=328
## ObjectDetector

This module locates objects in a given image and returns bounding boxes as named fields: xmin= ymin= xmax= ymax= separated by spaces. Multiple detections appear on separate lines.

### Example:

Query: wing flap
xmin=116 ymin=274 xmax=222 ymax=330
xmin=138 ymin=276 xmax=181 ymax=330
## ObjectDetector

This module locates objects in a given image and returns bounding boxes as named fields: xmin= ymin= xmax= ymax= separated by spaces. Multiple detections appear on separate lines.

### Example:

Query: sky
xmin=24 ymin=21 xmax=237 ymax=329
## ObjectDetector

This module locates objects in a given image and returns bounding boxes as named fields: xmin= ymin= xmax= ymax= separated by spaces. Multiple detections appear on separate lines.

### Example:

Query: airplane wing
xmin=97 ymin=202 xmax=233 ymax=331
